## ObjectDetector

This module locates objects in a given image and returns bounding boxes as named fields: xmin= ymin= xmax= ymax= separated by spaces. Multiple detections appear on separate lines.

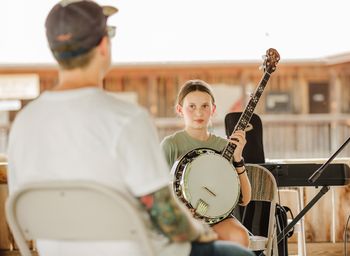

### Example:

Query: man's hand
xmin=196 ymin=222 xmax=218 ymax=242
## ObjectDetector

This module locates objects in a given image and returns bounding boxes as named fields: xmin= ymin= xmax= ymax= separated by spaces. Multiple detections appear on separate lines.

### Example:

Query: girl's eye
xmin=189 ymin=104 xmax=196 ymax=110
xmin=203 ymin=104 xmax=210 ymax=109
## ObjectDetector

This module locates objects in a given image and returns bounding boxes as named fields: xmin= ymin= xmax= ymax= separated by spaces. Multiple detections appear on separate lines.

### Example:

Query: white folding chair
xmin=278 ymin=187 xmax=306 ymax=256
xmin=245 ymin=164 xmax=279 ymax=256
xmin=5 ymin=181 xmax=155 ymax=256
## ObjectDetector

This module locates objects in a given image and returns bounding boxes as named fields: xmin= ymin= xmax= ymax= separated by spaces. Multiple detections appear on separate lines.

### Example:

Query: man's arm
xmin=138 ymin=185 xmax=217 ymax=242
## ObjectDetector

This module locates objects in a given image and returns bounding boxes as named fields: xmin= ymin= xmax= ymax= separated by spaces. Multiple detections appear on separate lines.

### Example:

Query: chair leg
xmin=264 ymin=203 xmax=278 ymax=256
xmin=16 ymin=240 xmax=32 ymax=256
xmin=7 ymin=225 xmax=15 ymax=251
xmin=272 ymin=231 xmax=279 ymax=256
xmin=31 ymin=240 xmax=37 ymax=251
xmin=297 ymin=187 xmax=307 ymax=256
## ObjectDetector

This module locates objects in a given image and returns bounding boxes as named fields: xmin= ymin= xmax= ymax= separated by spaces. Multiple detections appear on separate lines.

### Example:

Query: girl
xmin=161 ymin=79 xmax=251 ymax=247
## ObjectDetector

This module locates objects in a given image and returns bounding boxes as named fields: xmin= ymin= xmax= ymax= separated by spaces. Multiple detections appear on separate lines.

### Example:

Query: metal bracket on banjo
xmin=171 ymin=48 xmax=280 ymax=225
xmin=195 ymin=199 xmax=209 ymax=216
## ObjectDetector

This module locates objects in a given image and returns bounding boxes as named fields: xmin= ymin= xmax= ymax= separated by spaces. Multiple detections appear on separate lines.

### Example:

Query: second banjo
xmin=171 ymin=48 xmax=280 ymax=224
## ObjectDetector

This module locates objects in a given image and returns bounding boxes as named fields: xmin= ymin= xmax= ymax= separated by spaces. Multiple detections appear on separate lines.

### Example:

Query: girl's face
xmin=177 ymin=90 xmax=216 ymax=130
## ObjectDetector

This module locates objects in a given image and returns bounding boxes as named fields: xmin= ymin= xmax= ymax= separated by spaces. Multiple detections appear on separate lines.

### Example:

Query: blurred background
xmin=1 ymin=0 xmax=350 ymax=158
xmin=1 ymin=0 xmax=350 ymax=250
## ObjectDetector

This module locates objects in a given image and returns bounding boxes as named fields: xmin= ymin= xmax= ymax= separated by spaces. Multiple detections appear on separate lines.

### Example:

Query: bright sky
xmin=1 ymin=0 xmax=350 ymax=65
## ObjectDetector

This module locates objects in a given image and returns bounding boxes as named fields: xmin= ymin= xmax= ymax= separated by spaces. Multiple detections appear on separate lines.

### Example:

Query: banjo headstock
xmin=263 ymin=48 xmax=280 ymax=74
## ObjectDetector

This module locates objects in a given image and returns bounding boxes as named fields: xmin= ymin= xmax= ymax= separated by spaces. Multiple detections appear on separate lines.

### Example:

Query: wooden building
xmin=1 ymin=53 xmax=350 ymax=119
xmin=0 ymin=54 xmax=350 ymax=245
xmin=2 ymin=53 xmax=350 ymax=157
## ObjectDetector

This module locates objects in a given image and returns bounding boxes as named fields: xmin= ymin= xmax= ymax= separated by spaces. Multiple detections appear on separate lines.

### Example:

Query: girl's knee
xmin=220 ymin=226 xmax=250 ymax=247
xmin=238 ymin=227 xmax=250 ymax=247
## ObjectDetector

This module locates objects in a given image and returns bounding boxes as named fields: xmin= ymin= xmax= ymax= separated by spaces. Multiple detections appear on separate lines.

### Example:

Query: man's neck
xmin=53 ymin=67 xmax=104 ymax=91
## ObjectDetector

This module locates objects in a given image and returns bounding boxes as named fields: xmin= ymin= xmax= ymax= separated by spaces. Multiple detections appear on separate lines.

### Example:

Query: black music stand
xmin=277 ymin=136 xmax=350 ymax=243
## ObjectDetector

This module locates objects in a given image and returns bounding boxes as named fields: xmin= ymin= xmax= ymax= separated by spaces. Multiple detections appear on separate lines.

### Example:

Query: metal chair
xmin=244 ymin=164 xmax=279 ymax=256
xmin=5 ymin=181 xmax=155 ymax=256
xmin=278 ymin=186 xmax=306 ymax=256
xmin=225 ymin=111 xmax=306 ymax=255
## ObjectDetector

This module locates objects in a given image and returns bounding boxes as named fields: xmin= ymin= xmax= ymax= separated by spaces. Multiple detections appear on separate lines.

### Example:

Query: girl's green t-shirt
xmin=160 ymin=130 xmax=228 ymax=169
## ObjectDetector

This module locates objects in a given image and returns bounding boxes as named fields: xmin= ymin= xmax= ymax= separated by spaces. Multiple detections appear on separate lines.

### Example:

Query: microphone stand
xmin=277 ymin=136 xmax=350 ymax=244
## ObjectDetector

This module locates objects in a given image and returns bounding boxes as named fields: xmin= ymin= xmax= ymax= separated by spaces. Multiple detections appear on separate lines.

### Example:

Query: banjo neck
xmin=222 ymin=71 xmax=271 ymax=163
xmin=221 ymin=47 xmax=282 ymax=163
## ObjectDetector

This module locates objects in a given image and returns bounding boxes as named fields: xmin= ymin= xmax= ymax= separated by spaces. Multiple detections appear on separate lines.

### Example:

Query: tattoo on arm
xmin=138 ymin=186 xmax=198 ymax=242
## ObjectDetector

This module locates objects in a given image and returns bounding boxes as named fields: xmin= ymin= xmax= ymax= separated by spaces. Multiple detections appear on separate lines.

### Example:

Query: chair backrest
xmin=244 ymin=164 xmax=278 ymax=256
xmin=225 ymin=112 xmax=278 ymax=254
xmin=246 ymin=164 xmax=277 ymax=202
xmin=224 ymin=112 xmax=265 ymax=164
xmin=5 ymin=181 xmax=155 ymax=256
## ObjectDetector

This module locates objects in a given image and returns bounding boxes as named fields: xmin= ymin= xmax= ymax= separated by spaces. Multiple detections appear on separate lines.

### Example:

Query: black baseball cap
xmin=45 ymin=0 xmax=118 ymax=60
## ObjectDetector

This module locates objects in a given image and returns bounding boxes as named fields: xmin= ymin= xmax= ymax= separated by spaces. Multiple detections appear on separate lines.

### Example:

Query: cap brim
xmin=102 ymin=6 xmax=118 ymax=17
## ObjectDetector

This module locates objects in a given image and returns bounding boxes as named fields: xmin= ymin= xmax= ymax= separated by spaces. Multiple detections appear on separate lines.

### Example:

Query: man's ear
xmin=176 ymin=104 xmax=183 ymax=116
xmin=98 ymin=36 xmax=109 ymax=56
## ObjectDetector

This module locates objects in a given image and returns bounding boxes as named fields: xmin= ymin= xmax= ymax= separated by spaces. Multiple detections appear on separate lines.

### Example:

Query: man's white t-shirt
xmin=7 ymin=87 xmax=191 ymax=256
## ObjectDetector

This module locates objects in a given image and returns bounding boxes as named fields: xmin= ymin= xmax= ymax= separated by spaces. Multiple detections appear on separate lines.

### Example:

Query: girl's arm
xmin=229 ymin=130 xmax=252 ymax=205
xmin=236 ymin=166 xmax=251 ymax=205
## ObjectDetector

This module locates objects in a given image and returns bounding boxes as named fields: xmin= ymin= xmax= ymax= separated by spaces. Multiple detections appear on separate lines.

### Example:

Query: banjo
xmin=171 ymin=48 xmax=280 ymax=225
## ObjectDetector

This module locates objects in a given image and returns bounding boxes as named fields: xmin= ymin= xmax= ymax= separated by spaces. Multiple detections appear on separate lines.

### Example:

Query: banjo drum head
xmin=181 ymin=152 xmax=240 ymax=219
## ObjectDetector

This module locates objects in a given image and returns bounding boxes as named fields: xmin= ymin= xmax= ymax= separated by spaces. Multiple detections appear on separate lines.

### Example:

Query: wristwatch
xmin=233 ymin=157 xmax=245 ymax=168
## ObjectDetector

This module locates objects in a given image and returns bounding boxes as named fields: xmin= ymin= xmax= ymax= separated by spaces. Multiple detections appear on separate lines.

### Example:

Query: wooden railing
xmin=155 ymin=114 xmax=350 ymax=160
xmin=1 ymin=114 xmax=349 ymax=160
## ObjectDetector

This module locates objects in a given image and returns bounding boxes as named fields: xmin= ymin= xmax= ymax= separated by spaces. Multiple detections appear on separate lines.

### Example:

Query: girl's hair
xmin=176 ymin=79 xmax=215 ymax=106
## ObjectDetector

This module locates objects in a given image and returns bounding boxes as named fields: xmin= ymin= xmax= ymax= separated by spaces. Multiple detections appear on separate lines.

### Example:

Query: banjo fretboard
xmin=222 ymin=70 xmax=273 ymax=163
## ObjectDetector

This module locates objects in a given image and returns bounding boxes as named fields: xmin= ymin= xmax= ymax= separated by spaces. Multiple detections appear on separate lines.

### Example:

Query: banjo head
xmin=173 ymin=149 xmax=240 ymax=223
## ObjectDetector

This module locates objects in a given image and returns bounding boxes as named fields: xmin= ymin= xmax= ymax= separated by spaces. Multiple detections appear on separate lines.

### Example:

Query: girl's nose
xmin=194 ymin=108 xmax=202 ymax=116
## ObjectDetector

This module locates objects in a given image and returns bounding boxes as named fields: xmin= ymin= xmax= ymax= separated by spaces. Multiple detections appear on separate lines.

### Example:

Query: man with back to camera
xmin=7 ymin=1 xmax=254 ymax=255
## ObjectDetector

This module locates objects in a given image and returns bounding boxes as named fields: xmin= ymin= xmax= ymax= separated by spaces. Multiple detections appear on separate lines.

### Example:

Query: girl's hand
xmin=228 ymin=130 xmax=247 ymax=162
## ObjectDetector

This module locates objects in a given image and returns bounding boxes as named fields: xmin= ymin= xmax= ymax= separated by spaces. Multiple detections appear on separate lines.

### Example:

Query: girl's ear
xmin=211 ymin=103 xmax=217 ymax=115
xmin=176 ymin=104 xmax=183 ymax=116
